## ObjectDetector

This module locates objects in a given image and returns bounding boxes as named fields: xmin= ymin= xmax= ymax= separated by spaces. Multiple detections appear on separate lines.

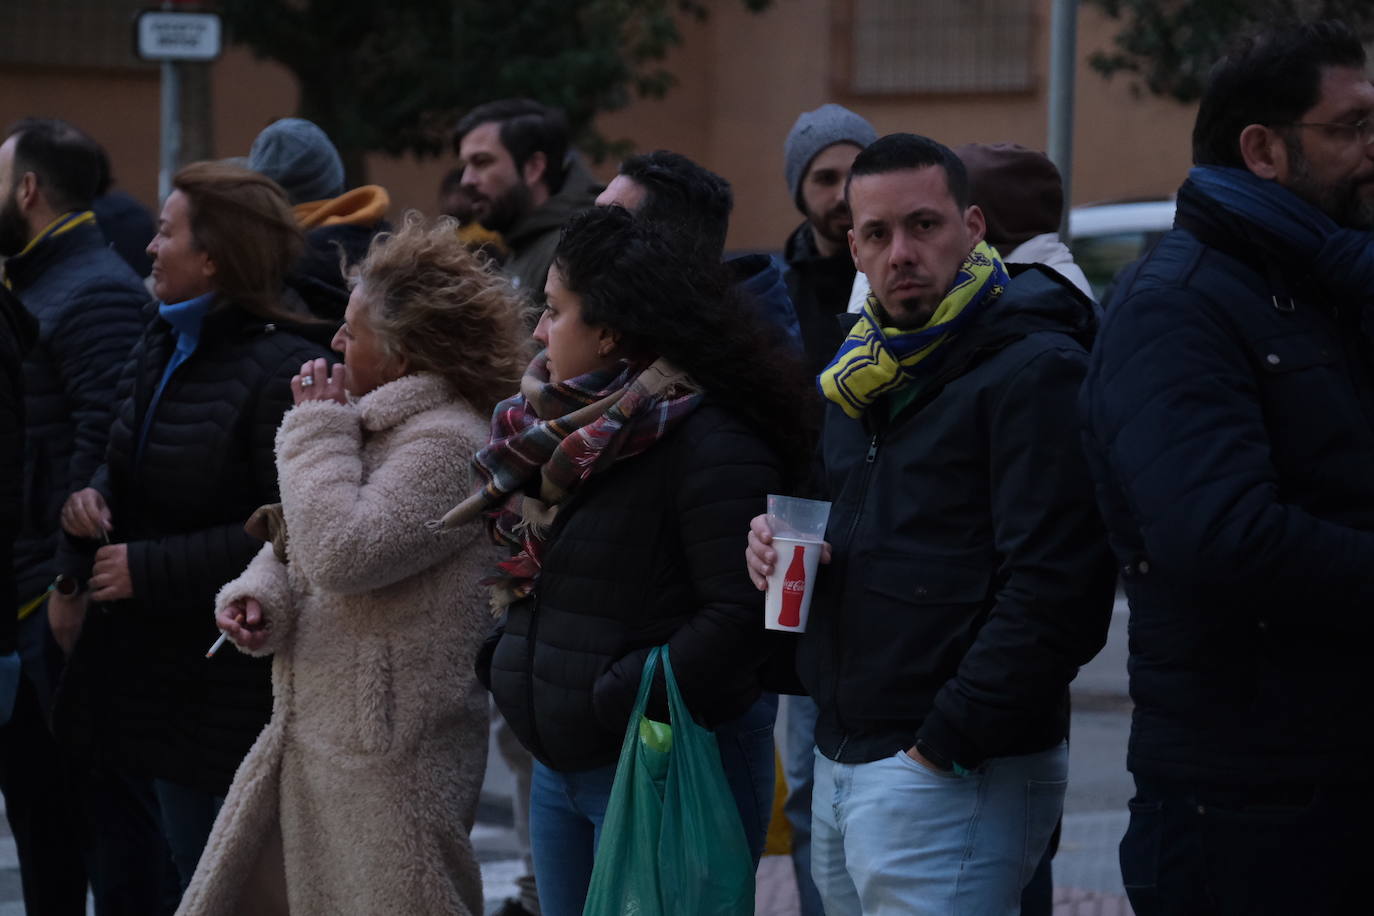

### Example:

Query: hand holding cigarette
xmin=209 ymin=597 xmax=269 ymax=655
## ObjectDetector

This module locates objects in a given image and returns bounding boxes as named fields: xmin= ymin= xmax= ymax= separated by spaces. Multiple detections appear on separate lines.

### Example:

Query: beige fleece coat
xmin=178 ymin=372 xmax=498 ymax=916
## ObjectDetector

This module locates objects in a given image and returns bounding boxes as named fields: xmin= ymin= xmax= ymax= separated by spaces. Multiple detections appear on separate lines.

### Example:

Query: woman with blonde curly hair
xmin=176 ymin=214 xmax=527 ymax=916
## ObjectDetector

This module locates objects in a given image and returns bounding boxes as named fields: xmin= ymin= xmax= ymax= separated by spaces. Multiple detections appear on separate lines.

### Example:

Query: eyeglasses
xmin=1284 ymin=118 xmax=1374 ymax=145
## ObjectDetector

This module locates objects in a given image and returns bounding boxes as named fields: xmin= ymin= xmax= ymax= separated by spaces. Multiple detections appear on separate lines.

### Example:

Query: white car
xmin=1068 ymin=199 xmax=1177 ymax=300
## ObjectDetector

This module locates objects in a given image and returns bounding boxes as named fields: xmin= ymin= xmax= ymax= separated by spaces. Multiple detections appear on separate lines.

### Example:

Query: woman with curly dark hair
xmin=443 ymin=203 xmax=813 ymax=915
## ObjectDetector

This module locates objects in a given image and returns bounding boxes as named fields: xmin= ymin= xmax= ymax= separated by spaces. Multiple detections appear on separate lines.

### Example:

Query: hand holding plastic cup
xmin=764 ymin=495 xmax=831 ymax=633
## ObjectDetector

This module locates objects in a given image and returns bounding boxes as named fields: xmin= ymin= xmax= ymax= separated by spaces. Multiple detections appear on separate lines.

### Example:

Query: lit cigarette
xmin=206 ymin=632 xmax=229 ymax=658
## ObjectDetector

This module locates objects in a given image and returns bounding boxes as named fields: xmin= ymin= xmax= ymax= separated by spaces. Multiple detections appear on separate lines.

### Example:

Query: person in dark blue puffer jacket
xmin=1080 ymin=20 xmax=1374 ymax=916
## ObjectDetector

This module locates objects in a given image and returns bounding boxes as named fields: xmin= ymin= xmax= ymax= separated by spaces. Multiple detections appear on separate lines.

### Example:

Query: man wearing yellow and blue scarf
xmin=747 ymin=133 xmax=1115 ymax=914
xmin=1 ymin=118 xmax=157 ymax=914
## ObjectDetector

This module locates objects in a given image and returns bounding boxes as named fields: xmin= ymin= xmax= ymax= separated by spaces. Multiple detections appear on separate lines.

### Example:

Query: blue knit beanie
xmin=784 ymin=104 xmax=877 ymax=212
xmin=248 ymin=118 xmax=345 ymax=206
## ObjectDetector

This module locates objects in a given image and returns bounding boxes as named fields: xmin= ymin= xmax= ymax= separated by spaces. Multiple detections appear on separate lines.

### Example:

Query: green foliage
xmin=1085 ymin=0 xmax=1374 ymax=102
xmin=219 ymin=0 xmax=771 ymax=178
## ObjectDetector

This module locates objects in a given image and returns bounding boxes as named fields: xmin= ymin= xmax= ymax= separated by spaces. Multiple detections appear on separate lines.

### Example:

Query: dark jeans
xmin=0 ymin=670 xmax=87 ymax=916
xmin=82 ymin=767 xmax=179 ymax=916
xmin=153 ymin=778 xmax=224 ymax=892
xmin=1 ymin=612 xmax=177 ymax=916
xmin=1120 ymin=772 xmax=1369 ymax=915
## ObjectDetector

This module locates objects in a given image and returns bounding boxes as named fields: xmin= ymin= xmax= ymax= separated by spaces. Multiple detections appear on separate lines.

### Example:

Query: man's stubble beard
xmin=807 ymin=202 xmax=852 ymax=251
xmin=1285 ymin=136 xmax=1374 ymax=230
xmin=0 ymin=191 xmax=29 ymax=259
xmin=479 ymin=180 xmax=535 ymax=236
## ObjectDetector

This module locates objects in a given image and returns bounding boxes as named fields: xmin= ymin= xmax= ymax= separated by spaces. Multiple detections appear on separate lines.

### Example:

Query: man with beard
xmin=783 ymin=104 xmax=877 ymax=376
xmin=0 ymin=119 xmax=160 ymax=914
xmin=747 ymin=133 xmax=1115 ymax=914
xmin=1080 ymin=20 xmax=1374 ymax=915
xmin=454 ymin=99 xmax=599 ymax=316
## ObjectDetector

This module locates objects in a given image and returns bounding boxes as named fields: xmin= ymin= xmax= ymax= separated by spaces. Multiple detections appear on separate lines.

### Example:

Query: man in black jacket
xmin=748 ymin=134 xmax=1115 ymax=914
xmin=1080 ymin=21 xmax=1374 ymax=914
xmin=0 ymin=117 xmax=163 ymax=915
xmin=782 ymin=104 xmax=877 ymax=377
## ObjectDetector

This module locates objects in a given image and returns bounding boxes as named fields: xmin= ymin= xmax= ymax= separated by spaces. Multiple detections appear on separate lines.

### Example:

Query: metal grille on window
xmin=851 ymin=0 xmax=1035 ymax=94
xmin=0 ymin=0 xmax=151 ymax=70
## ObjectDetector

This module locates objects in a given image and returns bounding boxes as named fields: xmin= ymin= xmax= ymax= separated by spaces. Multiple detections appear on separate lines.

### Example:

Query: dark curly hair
xmin=552 ymin=205 xmax=815 ymax=483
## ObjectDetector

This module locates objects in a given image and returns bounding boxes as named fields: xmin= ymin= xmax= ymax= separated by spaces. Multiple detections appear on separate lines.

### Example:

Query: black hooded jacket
xmin=802 ymin=265 xmax=1117 ymax=770
xmin=784 ymin=221 xmax=859 ymax=376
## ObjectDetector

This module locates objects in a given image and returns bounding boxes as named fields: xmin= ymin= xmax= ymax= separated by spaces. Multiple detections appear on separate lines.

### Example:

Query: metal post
xmin=1047 ymin=0 xmax=1078 ymax=239
xmin=159 ymin=59 xmax=181 ymax=203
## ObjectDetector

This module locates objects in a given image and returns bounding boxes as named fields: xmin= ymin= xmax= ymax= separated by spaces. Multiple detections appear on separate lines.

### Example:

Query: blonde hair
xmin=352 ymin=211 xmax=528 ymax=413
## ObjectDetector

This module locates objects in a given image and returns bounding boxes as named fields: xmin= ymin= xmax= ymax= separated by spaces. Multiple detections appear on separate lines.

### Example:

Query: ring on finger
xmin=301 ymin=375 xmax=315 ymax=388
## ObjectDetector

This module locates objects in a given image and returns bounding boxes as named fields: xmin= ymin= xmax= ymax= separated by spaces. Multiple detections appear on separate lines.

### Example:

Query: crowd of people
xmin=1 ymin=16 xmax=1372 ymax=916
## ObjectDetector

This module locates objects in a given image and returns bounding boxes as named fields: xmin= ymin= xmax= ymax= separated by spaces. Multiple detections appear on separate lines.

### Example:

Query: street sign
xmin=134 ymin=10 xmax=222 ymax=63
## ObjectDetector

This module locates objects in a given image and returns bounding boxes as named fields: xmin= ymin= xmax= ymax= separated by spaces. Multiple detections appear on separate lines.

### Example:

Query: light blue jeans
xmin=782 ymin=695 xmax=824 ymax=916
xmin=811 ymin=742 xmax=1068 ymax=916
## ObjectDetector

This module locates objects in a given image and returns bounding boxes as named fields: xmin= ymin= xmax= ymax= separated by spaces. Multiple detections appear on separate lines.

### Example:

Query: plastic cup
xmin=765 ymin=537 xmax=822 ymax=632
xmin=766 ymin=494 xmax=831 ymax=541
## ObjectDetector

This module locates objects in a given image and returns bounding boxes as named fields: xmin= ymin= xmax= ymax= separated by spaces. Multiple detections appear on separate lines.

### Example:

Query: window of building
xmin=843 ymin=0 xmax=1036 ymax=95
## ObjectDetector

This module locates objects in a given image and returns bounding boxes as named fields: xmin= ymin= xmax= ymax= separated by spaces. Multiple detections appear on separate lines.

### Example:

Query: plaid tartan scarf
xmin=434 ymin=351 xmax=703 ymax=608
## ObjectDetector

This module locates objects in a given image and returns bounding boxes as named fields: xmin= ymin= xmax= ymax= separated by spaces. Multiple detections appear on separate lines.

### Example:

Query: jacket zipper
xmin=831 ymin=430 xmax=882 ymax=755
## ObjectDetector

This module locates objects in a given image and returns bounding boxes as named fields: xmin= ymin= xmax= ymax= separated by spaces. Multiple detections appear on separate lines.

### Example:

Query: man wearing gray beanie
xmin=778 ymin=101 xmax=876 ymax=916
xmin=248 ymin=118 xmax=345 ymax=206
xmin=782 ymin=103 xmax=877 ymax=377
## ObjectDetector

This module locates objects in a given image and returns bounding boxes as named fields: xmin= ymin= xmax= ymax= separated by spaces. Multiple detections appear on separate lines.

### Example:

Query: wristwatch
xmin=52 ymin=574 xmax=84 ymax=597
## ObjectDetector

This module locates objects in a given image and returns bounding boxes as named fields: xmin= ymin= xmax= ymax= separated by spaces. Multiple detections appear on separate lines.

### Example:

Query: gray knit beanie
xmin=784 ymin=104 xmax=878 ymax=211
xmin=248 ymin=118 xmax=345 ymax=206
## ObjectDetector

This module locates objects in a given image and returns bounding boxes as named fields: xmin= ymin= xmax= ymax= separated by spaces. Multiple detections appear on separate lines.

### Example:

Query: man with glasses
xmin=1080 ymin=20 xmax=1374 ymax=915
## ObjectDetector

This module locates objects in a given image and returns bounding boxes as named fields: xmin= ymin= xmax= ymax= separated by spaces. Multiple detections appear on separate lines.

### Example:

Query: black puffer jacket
xmin=54 ymin=300 xmax=333 ymax=796
xmin=803 ymin=266 xmax=1117 ymax=770
xmin=1 ymin=285 xmax=38 ymax=655
xmin=480 ymin=403 xmax=784 ymax=772
xmin=7 ymin=220 xmax=147 ymax=601
xmin=1081 ymin=183 xmax=1374 ymax=785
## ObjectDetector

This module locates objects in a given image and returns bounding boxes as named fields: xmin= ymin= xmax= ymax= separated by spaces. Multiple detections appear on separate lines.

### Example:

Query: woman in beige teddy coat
xmin=176 ymin=215 xmax=528 ymax=916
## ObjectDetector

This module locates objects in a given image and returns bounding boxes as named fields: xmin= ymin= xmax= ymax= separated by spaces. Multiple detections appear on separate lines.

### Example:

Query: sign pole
xmin=140 ymin=2 xmax=222 ymax=201
xmin=159 ymin=57 xmax=181 ymax=203
xmin=1047 ymin=0 xmax=1078 ymax=240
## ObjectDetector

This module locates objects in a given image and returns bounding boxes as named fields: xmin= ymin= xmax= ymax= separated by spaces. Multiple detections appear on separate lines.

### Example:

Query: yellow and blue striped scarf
xmin=818 ymin=241 xmax=1008 ymax=419
xmin=2 ymin=210 xmax=98 ymax=290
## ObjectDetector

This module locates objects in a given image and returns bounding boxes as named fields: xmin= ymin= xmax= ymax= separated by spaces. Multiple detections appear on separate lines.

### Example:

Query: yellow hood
xmin=294 ymin=185 xmax=390 ymax=230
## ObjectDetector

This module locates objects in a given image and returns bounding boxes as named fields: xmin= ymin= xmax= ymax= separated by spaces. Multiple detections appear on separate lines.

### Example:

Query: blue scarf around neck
xmin=1186 ymin=165 xmax=1374 ymax=303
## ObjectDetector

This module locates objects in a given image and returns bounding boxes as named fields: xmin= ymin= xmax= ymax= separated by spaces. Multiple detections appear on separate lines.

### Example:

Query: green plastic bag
xmin=583 ymin=645 xmax=755 ymax=916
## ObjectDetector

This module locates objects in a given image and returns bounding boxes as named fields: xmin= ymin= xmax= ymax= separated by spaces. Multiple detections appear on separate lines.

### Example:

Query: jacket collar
xmin=356 ymin=371 xmax=457 ymax=433
xmin=784 ymin=220 xmax=853 ymax=269
xmin=505 ymin=156 xmax=601 ymax=249
xmin=2 ymin=218 xmax=105 ymax=292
